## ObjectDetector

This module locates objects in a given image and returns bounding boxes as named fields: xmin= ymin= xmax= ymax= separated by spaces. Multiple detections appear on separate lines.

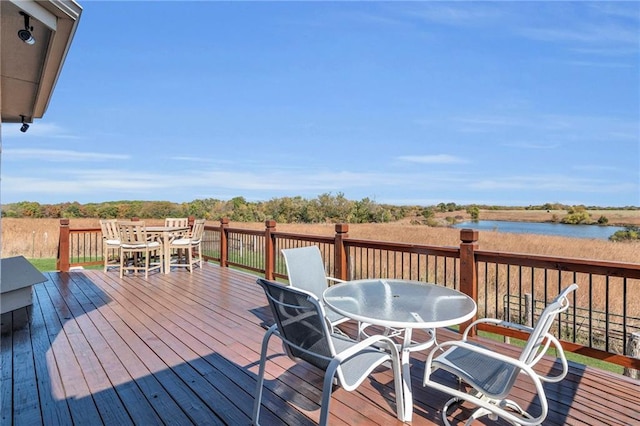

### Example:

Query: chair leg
xmin=252 ymin=328 xmax=275 ymax=425
xmin=501 ymin=398 xmax=531 ymax=419
xmin=467 ymin=406 xmax=493 ymax=425
xmin=441 ymin=397 xmax=463 ymax=426
xmin=319 ymin=360 xmax=341 ymax=426
xmin=144 ymin=250 xmax=149 ymax=279
xmin=119 ymin=249 xmax=125 ymax=278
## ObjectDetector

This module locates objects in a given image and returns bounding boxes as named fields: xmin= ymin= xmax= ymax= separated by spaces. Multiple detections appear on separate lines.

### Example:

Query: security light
xmin=20 ymin=115 xmax=29 ymax=133
xmin=18 ymin=12 xmax=35 ymax=45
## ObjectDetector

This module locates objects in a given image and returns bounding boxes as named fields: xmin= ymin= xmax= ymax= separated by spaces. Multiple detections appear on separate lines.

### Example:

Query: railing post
xmin=264 ymin=220 xmax=277 ymax=280
xmin=459 ymin=228 xmax=478 ymax=336
xmin=524 ymin=293 xmax=533 ymax=327
xmin=188 ymin=216 xmax=195 ymax=228
xmin=219 ymin=218 xmax=229 ymax=267
xmin=334 ymin=223 xmax=349 ymax=281
xmin=56 ymin=219 xmax=70 ymax=272
xmin=624 ymin=332 xmax=640 ymax=379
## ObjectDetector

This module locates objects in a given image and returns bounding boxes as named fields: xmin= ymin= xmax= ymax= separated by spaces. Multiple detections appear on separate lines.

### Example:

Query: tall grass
xmin=2 ymin=217 xmax=639 ymax=263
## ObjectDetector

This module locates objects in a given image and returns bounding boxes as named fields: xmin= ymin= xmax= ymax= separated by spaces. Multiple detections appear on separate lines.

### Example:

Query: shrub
xmin=609 ymin=226 xmax=640 ymax=242
xmin=562 ymin=210 xmax=592 ymax=224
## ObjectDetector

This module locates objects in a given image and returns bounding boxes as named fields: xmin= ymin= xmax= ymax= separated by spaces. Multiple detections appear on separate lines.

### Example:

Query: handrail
xmin=56 ymin=218 xmax=640 ymax=372
xmin=476 ymin=250 xmax=640 ymax=278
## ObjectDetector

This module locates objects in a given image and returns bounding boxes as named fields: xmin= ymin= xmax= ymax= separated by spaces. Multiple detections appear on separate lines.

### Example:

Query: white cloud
xmin=469 ymin=175 xmax=636 ymax=194
xmin=396 ymin=154 xmax=468 ymax=164
xmin=170 ymin=156 xmax=213 ymax=163
xmin=518 ymin=23 xmax=639 ymax=46
xmin=405 ymin=3 xmax=505 ymax=26
xmin=564 ymin=60 xmax=635 ymax=68
xmin=502 ymin=142 xmax=558 ymax=149
xmin=3 ymin=149 xmax=129 ymax=162
xmin=572 ymin=164 xmax=625 ymax=173
xmin=2 ymin=161 xmax=636 ymax=206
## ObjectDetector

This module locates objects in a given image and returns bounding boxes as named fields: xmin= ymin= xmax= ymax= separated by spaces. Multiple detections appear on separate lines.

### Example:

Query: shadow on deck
xmin=1 ymin=264 xmax=639 ymax=425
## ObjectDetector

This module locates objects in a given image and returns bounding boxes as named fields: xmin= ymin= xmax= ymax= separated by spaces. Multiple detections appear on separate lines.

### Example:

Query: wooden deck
xmin=2 ymin=264 xmax=639 ymax=425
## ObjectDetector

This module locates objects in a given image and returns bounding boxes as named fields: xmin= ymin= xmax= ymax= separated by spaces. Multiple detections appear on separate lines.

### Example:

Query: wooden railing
xmin=57 ymin=218 xmax=640 ymax=372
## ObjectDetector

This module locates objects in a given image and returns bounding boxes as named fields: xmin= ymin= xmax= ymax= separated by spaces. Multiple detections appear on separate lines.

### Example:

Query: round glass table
xmin=323 ymin=279 xmax=477 ymax=422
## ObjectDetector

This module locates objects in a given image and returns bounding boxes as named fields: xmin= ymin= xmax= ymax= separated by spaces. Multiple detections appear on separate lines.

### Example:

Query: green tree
xmin=466 ymin=205 xmax=480 ymax=221
xmin=351 ymin=197 xmax=381 ymax=223
xmin=314 ymin=192 xmax=353 ymax=222
xmin=139 ymin=201 xmax=181 ymax=218
xmin=187 ymin=198 xmax=218 ymax=220
xmin=61 ymin=202 xmax=82 ymax=218
xmin=16 ymin=201 xmax=43 ymax=218
xmin=97 ymin=204 xmax=120 ymax=218
xmin=265 ymin=196 xmax=307 ymax=223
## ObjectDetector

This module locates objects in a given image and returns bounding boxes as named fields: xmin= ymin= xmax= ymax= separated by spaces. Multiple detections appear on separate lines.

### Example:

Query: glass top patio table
xmin=323 ymin=279 xmax=477 ymax=329
xmin=323 ymin=279 xmax=477 ymax=423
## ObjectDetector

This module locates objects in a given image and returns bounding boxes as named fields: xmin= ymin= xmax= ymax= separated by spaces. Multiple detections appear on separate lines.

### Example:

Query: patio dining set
xmin=253 ymin=245 xmax=578 ymax=425
xmin=100 ymin=217 xmax=206 ymax=278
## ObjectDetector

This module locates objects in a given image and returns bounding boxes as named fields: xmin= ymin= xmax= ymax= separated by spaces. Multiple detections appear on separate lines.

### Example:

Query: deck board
xmin=1 ymin=264 xmax=639 ymax=425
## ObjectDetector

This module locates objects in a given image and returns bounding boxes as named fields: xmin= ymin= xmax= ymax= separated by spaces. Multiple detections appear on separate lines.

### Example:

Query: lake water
xmin=453 ymin=220 xmax=626 ymax=240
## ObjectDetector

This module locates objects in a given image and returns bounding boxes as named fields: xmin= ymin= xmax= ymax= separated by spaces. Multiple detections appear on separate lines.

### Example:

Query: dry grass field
xmin=1 ymin=212 xmax=638 ymax=263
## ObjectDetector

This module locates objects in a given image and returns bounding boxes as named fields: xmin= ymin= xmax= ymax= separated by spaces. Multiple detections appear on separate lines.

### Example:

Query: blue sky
xmin=2 ymin=1 xmax=639 ymax=207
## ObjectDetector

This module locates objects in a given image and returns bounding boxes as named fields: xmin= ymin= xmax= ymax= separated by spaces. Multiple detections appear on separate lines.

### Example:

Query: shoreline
xmin=434 ymin=209 xmax=639 ymax=228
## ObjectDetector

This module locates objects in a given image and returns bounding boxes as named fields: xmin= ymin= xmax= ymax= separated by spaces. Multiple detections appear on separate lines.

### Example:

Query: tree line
xmin=2 ymin=195 xmax=636 ymax=227
xmin=1 ymin=194 xmax=414 ymax=224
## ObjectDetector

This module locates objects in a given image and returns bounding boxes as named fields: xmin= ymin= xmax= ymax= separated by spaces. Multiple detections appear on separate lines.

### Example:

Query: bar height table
xmin=145 ymin=226 xmax=190 ymax=274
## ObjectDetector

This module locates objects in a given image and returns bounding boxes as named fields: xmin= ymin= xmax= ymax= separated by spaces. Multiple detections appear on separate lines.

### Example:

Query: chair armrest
xmin=327 ymin=277 xmax=346 ymax=285
xmin=174 ymin=228 xmax=190 ymax=238
xmin=530 ymin=333 xmax=569 ymax=383
xmin=332 ymin=334 xmax=400 ymax=363
xmin=462 ymin=317 xmax=535 ymax=339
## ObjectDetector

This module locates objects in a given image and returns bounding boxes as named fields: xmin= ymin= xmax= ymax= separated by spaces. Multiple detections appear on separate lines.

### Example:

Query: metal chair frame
xmin=253 ymin=278 xmax=405 ymax=426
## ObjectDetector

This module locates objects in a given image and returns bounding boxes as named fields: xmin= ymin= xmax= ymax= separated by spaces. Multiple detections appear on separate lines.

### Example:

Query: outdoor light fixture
xmin=17 ymin=11 xmax=35 ymax=45
xmin=20 ymin=116 xmax=29 ymax=133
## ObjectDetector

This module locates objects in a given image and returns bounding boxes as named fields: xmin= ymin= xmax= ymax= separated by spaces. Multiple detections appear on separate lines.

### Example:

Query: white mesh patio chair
xmin=253 ymin=278 xmax=404 ymax=426
xmin=423 ymin=284 xmax=578 ymax=426
xmin=117 ymin=221 xmax=163 ymax=279
xmin=281 ymin=245 xmax=350 ymax=330
xmin=99 ymin=219 xmax=120 ymax=272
